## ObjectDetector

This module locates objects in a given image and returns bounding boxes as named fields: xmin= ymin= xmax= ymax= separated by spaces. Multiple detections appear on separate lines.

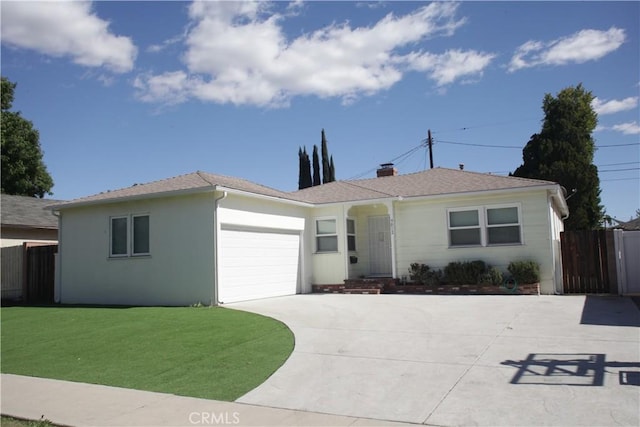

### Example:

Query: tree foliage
xmin=1 ymin=77 xmax=54 ymax=197
xmin=298 ymin=129 xmax=337 ymax=188
xmin=513 ymin=84 xmax=603 ymax=230
xmin=298 ymin=147 xmax=312 ymax=189
xmin=321 ymin=129 xmax=330 ymax=184
xmin=312 ymin=145 xmax=321 ymax=186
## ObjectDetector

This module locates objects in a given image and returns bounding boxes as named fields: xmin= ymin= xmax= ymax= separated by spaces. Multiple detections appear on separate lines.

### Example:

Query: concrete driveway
xmin=229 ymin=294 xmax=639 ymax=426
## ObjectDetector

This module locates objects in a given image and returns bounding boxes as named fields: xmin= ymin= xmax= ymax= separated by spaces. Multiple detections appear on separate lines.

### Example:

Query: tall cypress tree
xmin=298 ymin=147 xmax=312 ymax=190
xmin=312 ymin=145 xmax=321 ymax=186
xmin=513 ymin=84 xmax=603 ymax=230
xmin=329 ymin=155 xmax=336 ymax=182
xmin=321 ymin=129 xmax=330 ymax=184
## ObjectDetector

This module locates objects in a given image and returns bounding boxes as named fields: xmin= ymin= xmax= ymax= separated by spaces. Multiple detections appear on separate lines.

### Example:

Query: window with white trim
xmin=448 ymin=209 xmax=481 ymax=246
xmin=110 ymin=214 xmax=150 ymax=257
xmin=448 ymin=205 xmax=521 ymax=247
xmin=486 ymin=206 xmax=521 ymax=245
xmin=346 ymin=218 xmax=356 ymax=252
xmin=315 ymin=218 xmax=338 ymax=252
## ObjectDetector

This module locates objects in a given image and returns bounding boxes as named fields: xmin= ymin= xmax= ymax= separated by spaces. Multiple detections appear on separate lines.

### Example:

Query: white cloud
xmin=592 ymin=97 xmax=638 ymax=115
xmin=508 ymin=27 xmax=625 ymax=72
xmin=596 ymin=121 xmax=640 ymax=135
xmin=612 ymin=121 xmax=640 ymax=135
xmin=134 ymin=1 xmax=492 ymax=107
xmin=404 ymin=49 xmax=496 ymax=86
xmin=1 ymin=1 xmax=137 ymax=73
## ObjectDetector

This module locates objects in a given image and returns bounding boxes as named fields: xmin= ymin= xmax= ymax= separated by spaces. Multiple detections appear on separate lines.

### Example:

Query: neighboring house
xmin=1 ymin=194 xmax=60 ymax=247
xmin=1 ymin=194 xmax=61 ymax=300
xmin=613 ymin=217 xmax=640 ymax=231
xmin=49 ymin=166 xmax=568 ymax=306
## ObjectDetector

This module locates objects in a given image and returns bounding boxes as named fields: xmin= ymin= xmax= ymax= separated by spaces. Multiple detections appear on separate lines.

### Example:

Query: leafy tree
xmin=312 ymin=145 xmax=321 ymax=186
xmin=298 ymin=147 xmax=312 ymax=189
xmin=513 ymin=84 xmax=602 ymax=230
xmin=1 ymin=77 xmax=54 ymax=197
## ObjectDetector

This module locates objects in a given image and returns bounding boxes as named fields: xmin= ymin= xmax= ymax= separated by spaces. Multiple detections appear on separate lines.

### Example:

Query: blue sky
xmin=2 ymin=1 xmax=639 ymax=220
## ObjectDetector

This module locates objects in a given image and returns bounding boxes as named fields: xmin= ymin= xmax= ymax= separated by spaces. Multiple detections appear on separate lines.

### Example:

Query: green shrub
xmin=408 ymin=263 xmax=442 ymax=285
xmin=444 ymin=260 xmax=487 ymax=285
xmin=508 ymin=261 xmax=540 ymax=284
xmin=478 ymin=266 xmax=503 ymax=286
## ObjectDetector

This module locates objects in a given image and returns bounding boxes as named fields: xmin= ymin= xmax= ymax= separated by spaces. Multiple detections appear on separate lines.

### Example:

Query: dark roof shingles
xmin=1 ymin=194 xmax=62 ymax=228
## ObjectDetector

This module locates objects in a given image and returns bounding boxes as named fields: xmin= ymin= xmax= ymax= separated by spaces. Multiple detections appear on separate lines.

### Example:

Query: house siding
xmin=58 ymin=192 xmax=215 ymax=306
xmin=309 ymin=206 xmax=347 ymax=284
xmin=394 ymin=189 xmax=559 ymax=294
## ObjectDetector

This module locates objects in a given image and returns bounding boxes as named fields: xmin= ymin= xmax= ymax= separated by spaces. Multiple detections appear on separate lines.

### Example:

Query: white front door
xmin=368 ymin=215 xmax=392 ymax=276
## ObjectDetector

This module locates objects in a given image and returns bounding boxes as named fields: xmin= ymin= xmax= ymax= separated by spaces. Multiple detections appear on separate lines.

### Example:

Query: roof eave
xmin=400 ymin=183 xmax=563 ymax=204
xmin=216 ymin=186 xmax=314 ymax=207
xmin=48 ymin=186 xmax=216 ymax=211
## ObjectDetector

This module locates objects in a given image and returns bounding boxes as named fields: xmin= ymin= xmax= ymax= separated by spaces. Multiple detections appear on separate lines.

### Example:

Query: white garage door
xmin=219 ymin=227 xmax=300 ymax=303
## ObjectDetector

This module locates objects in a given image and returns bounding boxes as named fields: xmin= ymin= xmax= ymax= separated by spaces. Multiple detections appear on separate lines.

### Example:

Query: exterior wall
xmin=394 ymin=189 xmax=559 ymax=294
xmin=1 ymin=227 xmax=58 ymax=247
xmin=58 ymin=192 xmax=216 ymax=306
xmin=217 ymin=193 xmax=310 ymax=293
xmin=309 ymin=205 xmax=347 ymax=285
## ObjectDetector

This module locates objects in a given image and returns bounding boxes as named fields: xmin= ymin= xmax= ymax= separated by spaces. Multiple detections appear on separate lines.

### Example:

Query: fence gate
xmin=25 ymin=244 xmax=57 ymax=303
xmin=560 ymin=230 xmax=617 ymax=294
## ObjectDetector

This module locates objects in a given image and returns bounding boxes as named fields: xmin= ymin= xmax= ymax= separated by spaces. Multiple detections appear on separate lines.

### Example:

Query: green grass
xmin=1 ymin=415 xmax=58 ymax=427
xmin=1 ymin=306 xmax=294 ymax=401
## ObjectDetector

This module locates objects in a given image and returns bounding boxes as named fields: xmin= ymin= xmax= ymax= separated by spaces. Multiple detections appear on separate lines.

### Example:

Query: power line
xmin=601 ymin=177 xmax=640 ymax=182
xmin=597 ymin=143 xmax=640 ymax=148
xmin=597 ymin=161 xmax=639 ymax=167
xmin=436 ymin=139 xmax=522 ymax=149
xmin=599 ymin=167 xmax=640 ymax=173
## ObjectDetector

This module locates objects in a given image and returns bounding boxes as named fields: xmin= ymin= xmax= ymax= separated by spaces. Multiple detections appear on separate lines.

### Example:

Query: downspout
xmin=549 ymin=190 xmax=569 ymax=294
xmin=212 ymin=190 xmax=227 ymax=306
xmin=52 ymin=210 xmax=62 ymax=303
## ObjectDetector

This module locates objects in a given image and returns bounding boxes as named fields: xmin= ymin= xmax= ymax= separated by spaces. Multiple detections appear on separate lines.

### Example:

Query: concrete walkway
xmin=230 ymin=294 xmax=640 ymax=426
xmin=1 ymin=374 xmax=415 ymax=426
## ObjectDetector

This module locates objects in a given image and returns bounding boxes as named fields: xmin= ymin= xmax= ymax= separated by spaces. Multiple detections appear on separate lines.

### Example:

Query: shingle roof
xmin=50 ymin=168 xmax=561 ymax=210
xmin=50 ymin=171 xmax=293 ymax=209
xmin=613 ymin=217 xmax=640 ymax=231
xmin=1 ymin=194 xmax=62 ymax=229
xmin=289 ymin=167 xmax=558 ymax=204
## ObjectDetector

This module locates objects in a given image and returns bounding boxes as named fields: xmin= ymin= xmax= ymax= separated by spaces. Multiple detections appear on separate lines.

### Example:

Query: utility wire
xmin=599 ymin=167 xmax=640 ymax=172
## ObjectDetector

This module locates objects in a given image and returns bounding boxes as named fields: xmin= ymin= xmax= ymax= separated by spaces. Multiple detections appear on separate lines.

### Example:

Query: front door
xmin=368 ymin=215 xmax=392 ymax=276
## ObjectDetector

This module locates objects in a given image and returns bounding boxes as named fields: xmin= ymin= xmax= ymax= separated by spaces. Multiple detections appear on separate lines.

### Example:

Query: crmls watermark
xmin=189 ymin=411 xmax=241 ymax=425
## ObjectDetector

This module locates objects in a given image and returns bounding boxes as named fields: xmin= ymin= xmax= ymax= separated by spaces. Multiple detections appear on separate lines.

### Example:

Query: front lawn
xmin=1 ymin=306 xmax=294 ymax=401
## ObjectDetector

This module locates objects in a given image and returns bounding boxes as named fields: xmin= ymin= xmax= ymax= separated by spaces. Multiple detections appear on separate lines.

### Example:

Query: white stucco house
xmin=49 ymin=166 xmax=568 ymax=305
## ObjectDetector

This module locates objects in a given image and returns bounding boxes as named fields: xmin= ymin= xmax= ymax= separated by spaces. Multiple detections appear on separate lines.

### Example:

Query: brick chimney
xmin=377 ymin=163 xmax=398 ymax=178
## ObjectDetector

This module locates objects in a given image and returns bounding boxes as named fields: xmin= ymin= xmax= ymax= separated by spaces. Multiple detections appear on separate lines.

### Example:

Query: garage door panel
xmin=219 ymin=228 xmax=300 ymax=303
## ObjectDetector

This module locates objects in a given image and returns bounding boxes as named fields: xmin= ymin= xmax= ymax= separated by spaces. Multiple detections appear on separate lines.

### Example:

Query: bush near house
xmin=508 ymin=260 xmax=541 ymax=284
xmin=408 ymin=263 xmax=442 ymax=285
xmin=409 ymin=260 xmax=542 ymax=287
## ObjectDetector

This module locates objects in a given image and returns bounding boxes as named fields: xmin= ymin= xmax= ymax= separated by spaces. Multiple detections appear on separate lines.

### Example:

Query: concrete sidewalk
xmin=0 ymin=374 xmax=415 ymax=427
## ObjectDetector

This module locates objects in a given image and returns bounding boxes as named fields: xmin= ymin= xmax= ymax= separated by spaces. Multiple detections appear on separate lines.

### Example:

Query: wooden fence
xmin=1 ymin=243 xmax=57 ymax=303
xmin=25 ymin=244 xmax=57 ymax=303
xmin=560 ymin=230 xmax=617 ymax=294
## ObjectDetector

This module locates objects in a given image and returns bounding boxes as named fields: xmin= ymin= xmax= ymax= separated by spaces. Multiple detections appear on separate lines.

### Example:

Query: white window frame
xmin=109 ymin=214 xmax=150 ymax=258
xmin=485 ymin=204 xmax=522 ymax=246
xmin=315 ymin=217 xmax=338 ymax=253
xmin=110 ymin=216 xmax=129 ymax=257
xmin=346 ymin=218 xmax=357 ymax=252
xmin=132 ymin=214 xmax=151 ymax=256
xmin=447 ymin=204 xmax=522 ymax=248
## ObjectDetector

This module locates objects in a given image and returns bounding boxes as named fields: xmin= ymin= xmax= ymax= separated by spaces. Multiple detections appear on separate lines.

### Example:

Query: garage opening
xmin=219 ymin=225 xmax=301 ymax=303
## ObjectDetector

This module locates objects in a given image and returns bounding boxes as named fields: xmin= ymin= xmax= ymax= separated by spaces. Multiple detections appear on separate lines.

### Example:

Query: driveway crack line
xmin=420 ymin=301 xmax=533 ymax=425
